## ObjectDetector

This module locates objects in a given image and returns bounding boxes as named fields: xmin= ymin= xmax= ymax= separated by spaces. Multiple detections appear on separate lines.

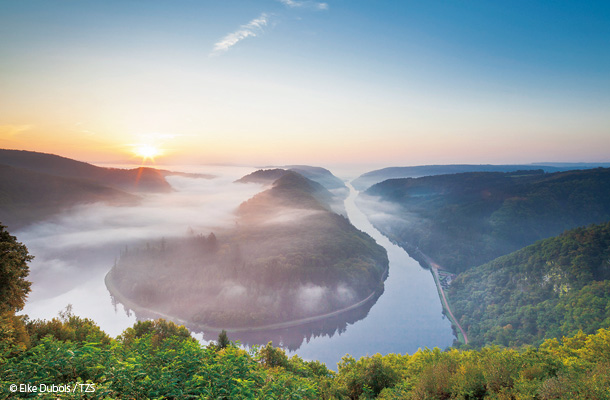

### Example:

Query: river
xmin=19 ymin=166 xmax=454 ymax=368
xmin=284 ymin=182 xmax=454 ymax=365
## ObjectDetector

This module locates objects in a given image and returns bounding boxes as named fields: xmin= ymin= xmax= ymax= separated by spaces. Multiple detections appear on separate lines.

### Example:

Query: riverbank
xmin=419 ymin=253 xmax=468 ymax=345
xmin=349 ymin=220 xmax=468 ymax=345
xmin=105 ymin=268 xmax=383 ymax=333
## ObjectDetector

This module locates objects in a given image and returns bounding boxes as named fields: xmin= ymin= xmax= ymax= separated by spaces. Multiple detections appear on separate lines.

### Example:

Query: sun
xmin=133 ymin=145 xmax=162 ymax=162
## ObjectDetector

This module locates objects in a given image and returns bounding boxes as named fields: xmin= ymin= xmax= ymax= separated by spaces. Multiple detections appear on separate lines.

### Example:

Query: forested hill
xmin=238 ymin=171 xmax=335 ymax=215
xmin=235 ymin=168 xmax=288 ymax=184
xmin=0 ymin=149 xmax=174 ymax=193
xmin=237 ymin=165 xmax=346 ymax=192
xmin=449 ymin=221 xmax=610 ymax=348
xmin=237 ymin=168 xmax=347 ymax=215
xmin=352 ymin=163 xmax=610 ymax=191
xmin=363 ymin=168 xmax=610 ymax=273
xmin=352 ymin=164 xmax=565 ymax=191
xmin=0 ymin=164 xmax=137 ymax=230
xmin=284 ymin=165 xmax=347 ymax=191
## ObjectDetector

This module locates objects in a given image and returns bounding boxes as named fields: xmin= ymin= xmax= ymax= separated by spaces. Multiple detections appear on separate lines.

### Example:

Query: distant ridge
xmin=235 ymin=168 xmax=288 ymax=184
xmin=0 ymin=149 xmax=214 ymax=229
xmin=238 ymin=170 xmax=335 ymax=217
xmin=363 ymin=168 xmax=610 ymax=273
xmin=237 ymin=165 xmax=346 ymax=192
xmin=0 ymin=163 xmax=137 ymax=230
xmin=0 ymin=149 xmax=172 ymax=193
xmin=351 ymin=163 xmax=610 ymax=191
xmin=236 ymin=167 xmax=347 ymax=216
xmin=284 ymin=165 xmax=347 ymax=191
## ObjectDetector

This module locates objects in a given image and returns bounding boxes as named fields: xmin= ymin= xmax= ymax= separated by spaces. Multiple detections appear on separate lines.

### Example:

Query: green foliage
xmin=217 ymin=329 xmax=230 ymax=350
xmin=366 ymin=168 xmax=610 ymax=273
xmin=2 ymin=315 xmax=610 ymax=399
xmin=0 ymin=224 xmax=32 ymax=314
xmin=119 ymin=319 xmax=195 ymax=348
xmin=26 ymin=305 xmax=112 ymax=347
xmin=335 ymin=354 xmax=400 ymax=399
xmin=0 ymin=223 xmax=33 ymax=351
xmin=0 ymin=312 xmax=30 ymax=353
xmin=449 ymin=221 xmax=610 ymax=347
xmin=258 ymin=342 xmax=289 ymax=369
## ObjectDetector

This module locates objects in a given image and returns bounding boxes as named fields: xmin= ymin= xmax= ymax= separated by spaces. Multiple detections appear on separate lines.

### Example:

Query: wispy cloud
xmin=277 ymin=0 xmax=328 ymax=10
xmin=211 ymin=13 xmax=269 ymax=56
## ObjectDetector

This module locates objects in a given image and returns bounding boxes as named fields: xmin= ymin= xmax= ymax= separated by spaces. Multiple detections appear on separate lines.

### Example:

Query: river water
xmin=19 ymin=166 xmax=454 ymax=368
xmin=284 ymin=183 xmax=454 ymax=365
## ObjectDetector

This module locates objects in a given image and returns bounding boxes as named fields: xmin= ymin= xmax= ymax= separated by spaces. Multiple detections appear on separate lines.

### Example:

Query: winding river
xmin=20 ymin=167 xmax=454 ymax=369
xmin=285 ymin=182 xmax=455 ymax=365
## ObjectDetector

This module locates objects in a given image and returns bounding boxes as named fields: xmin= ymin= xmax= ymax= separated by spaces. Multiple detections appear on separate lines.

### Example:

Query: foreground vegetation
xmin=2 ymin=313 xmax=609 ymax=399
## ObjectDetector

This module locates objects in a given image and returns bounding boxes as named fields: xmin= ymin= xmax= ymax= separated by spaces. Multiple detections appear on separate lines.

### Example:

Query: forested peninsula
xmin=106 ymin=171 xmax=388 ymax=329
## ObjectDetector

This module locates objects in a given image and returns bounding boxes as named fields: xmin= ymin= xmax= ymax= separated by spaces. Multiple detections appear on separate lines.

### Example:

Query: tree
xmin=0 ymin=224 xmax=32 ymax=314
xmin=216 ymin=329 xmax=230 ymax=349
xmin=207 ymin=232 xmax=218 ymax=252
xmin=119 ymin=319 xmax=195 ymax=348
xmin=26 ymin=305 xmax=112 ymax=346
xmin=0 ymin=224 xmax=33 ymax=350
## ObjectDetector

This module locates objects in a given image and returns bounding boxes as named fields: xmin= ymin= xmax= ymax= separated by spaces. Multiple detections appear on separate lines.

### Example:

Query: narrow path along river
xmin=288 ymin=182 xmax=455 ymax=367
xmin=425 ymin=256 xmax=469 ymax=345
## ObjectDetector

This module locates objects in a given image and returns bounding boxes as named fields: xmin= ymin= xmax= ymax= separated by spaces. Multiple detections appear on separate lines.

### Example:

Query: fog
xmin=18 ymin=165 xmax=262 ymax=336
xmin=14 ymin=164 xmax=455 ymax=366
xmin=355 ymin=192 xmax=426 ymax=231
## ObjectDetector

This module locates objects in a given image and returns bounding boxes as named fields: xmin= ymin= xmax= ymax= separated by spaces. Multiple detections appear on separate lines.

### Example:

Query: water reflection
xmin=113 ymin=288 xmax=383 ymax=351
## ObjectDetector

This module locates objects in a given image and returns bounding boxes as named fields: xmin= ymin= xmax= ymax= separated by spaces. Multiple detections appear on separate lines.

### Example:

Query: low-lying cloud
xmin=18 ymin=166 xmax=262 ymax=331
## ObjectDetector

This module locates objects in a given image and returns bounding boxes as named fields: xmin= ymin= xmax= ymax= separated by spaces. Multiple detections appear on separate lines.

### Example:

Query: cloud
xmin=277 ymin=0 xmax=328 ymax=10
xmin=211 ymin=13 xmax=269 ymax=56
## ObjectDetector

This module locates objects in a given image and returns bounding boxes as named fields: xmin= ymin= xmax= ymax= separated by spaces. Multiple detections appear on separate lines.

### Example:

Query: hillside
xmin=352 ymin=164 xmax=567 ymax=191
xmin=107 ymin=171 xmax=388 ymax=329
xmin=235 ymin=168 xmax=288 ymax=184
xmin=363 ymin=168 xmax=610 ymax=273
xmin=0 ymin=164 xmax=137 ymax=230
xmin=237 ymin=167 xmax=347 ymax=215
xmin=352 ymin=163 xmax=610 ymax=191
xmin=285 ymin=165 xmax=347 ymax=191
xmin=0 ymin=149 xmax=174 ymax=193
xmin=448 ymin=221 xmax=610 ymax=348
xmin=238 ymin=171 xmax=336 ymax=215
xmin=237 ymin=166 xmax=346 ymax=192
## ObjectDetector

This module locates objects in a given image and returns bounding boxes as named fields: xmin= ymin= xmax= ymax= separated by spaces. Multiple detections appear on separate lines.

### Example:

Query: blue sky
xmin=1 ymin=0 xmax=609 ymax=166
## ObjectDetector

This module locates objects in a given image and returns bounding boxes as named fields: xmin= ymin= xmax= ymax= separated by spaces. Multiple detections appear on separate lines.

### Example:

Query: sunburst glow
xmin=133 ymin=145 xmax=162 ymax=162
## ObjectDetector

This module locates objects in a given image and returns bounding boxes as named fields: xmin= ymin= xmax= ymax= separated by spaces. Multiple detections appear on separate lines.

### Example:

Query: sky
xmin=1 ymin=0 xmax=609 ymax=167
